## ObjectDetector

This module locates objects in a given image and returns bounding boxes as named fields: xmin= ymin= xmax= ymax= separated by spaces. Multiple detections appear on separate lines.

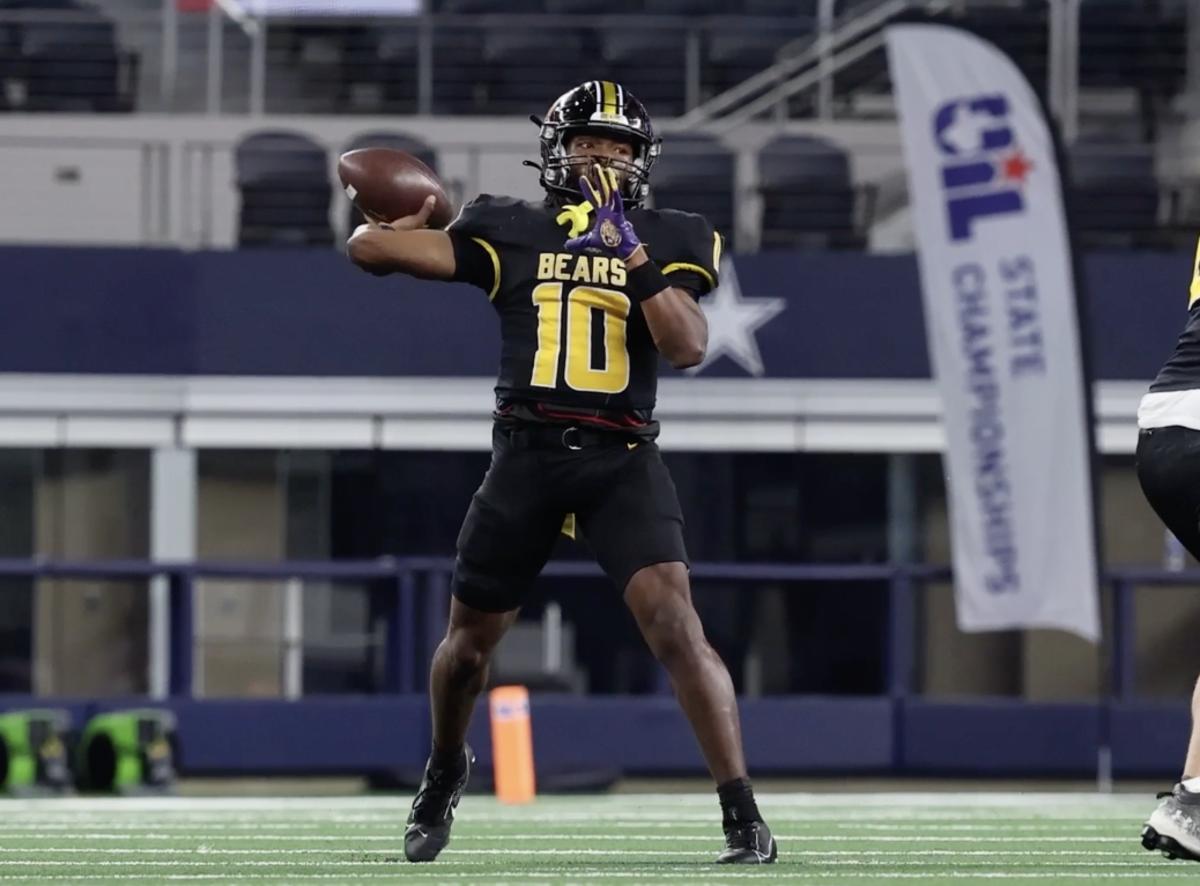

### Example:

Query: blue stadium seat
xmin=1122 ymin=1 xmax=1186 ymax=139
xmin=235 ymin=131 xmax=334 ymax=248
xmin=757 ymin=135 xmax=863 ymax=250
xmin=367 ymin=25 xmax=485 ymax=114
xmin=434 ymin=0 xmax=542 ymax=11
xmin=0 ymin=10 xmax=21 ymax=110
xmin=953 ymin=4 xmax=1047 ymax=95
xmin=831 ymin=2 xmax=1046 ymax=113
xmin=1079 ymin=0 xmax=1146 ymax=90
xmin=346 ymin=26 xmax=418 ymax=113
xmin=482 ymin=24 xmax=588 ymax=114
xmin=5 ymin=0 xmax=128 ymax=111
xmin=644 ymin=0 xmax=737 ymax=12
xmin=433 ymin=27 xmax=490 ymax=114
xmin=342 ymin=133 xmax=439 ymax=233
xmin=740 ymin=0 xmax=818 ymax=14
xmin=598 ymin=22 xmax=688 ymax=118
xmin=545 ymin=0 xmax=643 ymax=11
xmin=650 ymin=134 xmax=735 ymax=240
xmin=1068 ymin=140 xmax=1162 ymax=248
xmin=704 ymin=16 xmax=811 ymax=96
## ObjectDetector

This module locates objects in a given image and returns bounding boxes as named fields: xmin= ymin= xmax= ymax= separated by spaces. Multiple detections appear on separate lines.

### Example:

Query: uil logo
xmin=933 ymin=94 xmax=1033 ymax=242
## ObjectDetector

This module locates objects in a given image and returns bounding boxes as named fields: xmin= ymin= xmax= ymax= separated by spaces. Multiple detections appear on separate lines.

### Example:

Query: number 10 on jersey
xmin=530 ymin=283 xmax=631 ymax=394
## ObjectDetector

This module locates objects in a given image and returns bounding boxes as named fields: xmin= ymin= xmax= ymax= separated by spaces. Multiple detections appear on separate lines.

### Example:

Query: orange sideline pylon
xmin=488 ymin=685 xmax=536 ymax=805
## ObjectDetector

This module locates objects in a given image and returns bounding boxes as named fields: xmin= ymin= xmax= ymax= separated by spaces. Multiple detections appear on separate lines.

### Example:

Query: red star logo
xmin=1000 ymin=150 xmax=1033 ymax=185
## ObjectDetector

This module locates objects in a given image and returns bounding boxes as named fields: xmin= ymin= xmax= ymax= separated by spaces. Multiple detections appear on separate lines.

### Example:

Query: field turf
xmin=0 ymin=792 xmax=1189 ymax=883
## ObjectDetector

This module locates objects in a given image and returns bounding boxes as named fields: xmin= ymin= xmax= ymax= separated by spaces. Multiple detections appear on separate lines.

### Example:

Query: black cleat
xmin=1142 ymin=785 xmax=1200 ymax=862
xmin=716 ymin=820 xmax=777 ymax=864
xmin=404 ymin=745 xmax=474 ymax=863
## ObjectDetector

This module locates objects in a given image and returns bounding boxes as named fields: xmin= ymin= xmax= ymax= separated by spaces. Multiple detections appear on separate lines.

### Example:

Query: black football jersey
xmin=1150 ymin=237 xmax=1200 ymax=392
xmin=446 ymin=194 xmax=721 ymax=422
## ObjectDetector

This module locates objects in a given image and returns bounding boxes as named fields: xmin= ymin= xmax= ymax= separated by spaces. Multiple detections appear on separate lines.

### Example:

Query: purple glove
xmin=564 ymin=165 xmax=643 ymax=261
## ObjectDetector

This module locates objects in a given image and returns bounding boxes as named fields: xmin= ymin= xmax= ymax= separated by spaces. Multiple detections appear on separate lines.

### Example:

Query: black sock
xmin=430 ymin=742 xmax=466 ymax=777
xmin=717 ymin=777 xmax=762 ymax=829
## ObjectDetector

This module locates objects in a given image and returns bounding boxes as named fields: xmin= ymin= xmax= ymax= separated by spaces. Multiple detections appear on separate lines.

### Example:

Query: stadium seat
xmin=365 ymin=24 xmax=485 ymax=115
xmin=1079 ymin=0 xmax=1144 ymax=90
xmin=342 ymin=133 xmax=439 ymax=234
xmin=1068 ymin=140 xmax=1162 ymax=249
xmin=704 ymin=16 xmax=812 ymax=96
xmin=5 ymin=0 xmax=128 ymax=112
xmin=0 ymin=11 xmax=20 ymax=111
xmin=432 ymin=27 xmax=489 ymax=114
xmin=644 ymin=0 xmax=737 ymax=12
xmin=598 ymin=21 xmax=689 ymax=118
xmin=1127 ymin=1 xmax=1186 ymax=139
xmin=434 ymin=0 xmax=542 ymax=11
xmin=757 ymin=134 xmax=864 ymax=250
xmin=545 ymin=0 xmax=643 ymax=12
xmin=956 ymin=4 xmax=1048 ymax=96
xmin=481 ymin=23 xmax=588 ymax=115
xmin=649 ymin=134 xmax=736 ymax=240
xmin=342 ymin=26 xmax=418 ymax=113
xmin=235 ymin=131 xmax=334 ymax=248
xmin=740 ymin=0 xmax=819 ymax=14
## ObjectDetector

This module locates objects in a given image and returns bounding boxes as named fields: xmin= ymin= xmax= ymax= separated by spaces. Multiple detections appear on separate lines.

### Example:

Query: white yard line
xmin=0 ymin=846 xmax=1147 ymax=856
xmin=0 ymin=835 xmax=1132 ymax=840
xmin=0 ymin=852 xmax=1166 ymax=863
xmin=0 ymin=833 xmax=1135 ymax=843
xmin=0 ymin=821 xmax=1135 ymax=832
xmin=0 ymin=793 xmax=1153 ymax=814
xmin=0 ymin=814 xmax=1141 ymax=827
xmin=0 ymin=871 xmax=1188 ymax=881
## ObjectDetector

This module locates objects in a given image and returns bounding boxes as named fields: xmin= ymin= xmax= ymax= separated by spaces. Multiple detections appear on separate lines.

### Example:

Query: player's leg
xmin=407 ymin=598 xmax=516 ymax=863
xmin=1136 ymin=426 xmax=1200 ymax=861
xmin=578 ymin=444 xmax=776 ymax=864
xmin=1185 ymin=674 xmax=1200 ymax=782
xmin=406 ymin=428 xmax=563 ymax=863
xmin=624 ymin=563 xmax=746 ymax=783
xmin=624 ymin=563 xmax=775 ymax=863
xmin=428 ymin=599 xmax=519 ymax=767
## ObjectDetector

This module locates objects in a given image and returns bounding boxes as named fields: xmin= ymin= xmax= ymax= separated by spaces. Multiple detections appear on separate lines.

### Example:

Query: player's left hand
xmin=564 ymin=164 xmax=643 ymax=261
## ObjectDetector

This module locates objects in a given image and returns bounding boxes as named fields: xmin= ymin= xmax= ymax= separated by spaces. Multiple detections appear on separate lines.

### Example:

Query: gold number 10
xmin=530 ymin=283 xmax=631 ymax=394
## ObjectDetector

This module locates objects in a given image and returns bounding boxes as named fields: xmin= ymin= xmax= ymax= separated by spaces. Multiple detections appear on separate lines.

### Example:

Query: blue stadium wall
xmin=0 ymin=696 xmax=1183 ymax=778
xmin=0 ymin=247 xmax=1189 ymax=379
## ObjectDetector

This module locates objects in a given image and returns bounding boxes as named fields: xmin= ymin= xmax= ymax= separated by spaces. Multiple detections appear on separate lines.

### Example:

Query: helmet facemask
xmin=539 ymin=123 xmax=659 ymax=207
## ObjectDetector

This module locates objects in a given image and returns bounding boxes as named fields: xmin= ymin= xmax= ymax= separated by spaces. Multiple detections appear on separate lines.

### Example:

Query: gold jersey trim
xmin=472 ymin=237 xmax=501 ymax=301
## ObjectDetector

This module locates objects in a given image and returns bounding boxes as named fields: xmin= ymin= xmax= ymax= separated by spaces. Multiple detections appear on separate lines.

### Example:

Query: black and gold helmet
xmin=534 ymin=81 xmax=661 ymax=207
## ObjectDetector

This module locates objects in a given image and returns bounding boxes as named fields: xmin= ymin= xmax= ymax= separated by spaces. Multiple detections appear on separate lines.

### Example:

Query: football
xmin=337 ymin=148 xmax=455 ymax=229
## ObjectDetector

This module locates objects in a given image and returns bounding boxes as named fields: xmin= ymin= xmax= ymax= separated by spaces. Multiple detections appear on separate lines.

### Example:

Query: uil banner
xmin=886 ymin=24 xmax=1100 ymax=641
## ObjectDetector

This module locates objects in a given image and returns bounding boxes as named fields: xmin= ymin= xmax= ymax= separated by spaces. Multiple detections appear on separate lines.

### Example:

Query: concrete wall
xmin=33 ymin=450 xmax=149 ymax=696
xmin=195 ymin=451 xmax=287 ymax=697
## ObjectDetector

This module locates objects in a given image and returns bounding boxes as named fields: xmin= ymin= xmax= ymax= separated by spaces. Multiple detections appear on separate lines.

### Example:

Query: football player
xmin=348 ymin=81 xmax=776 ymax=865
xmin=1138 ymin=237 xmax=1200 ymax=863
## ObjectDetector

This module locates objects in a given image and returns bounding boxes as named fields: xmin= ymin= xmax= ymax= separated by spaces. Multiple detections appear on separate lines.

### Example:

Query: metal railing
xmin=0 ymin=557 xmax=1191 ymax=704
xmin=0 ymin=0 xmax=1188 ymax=132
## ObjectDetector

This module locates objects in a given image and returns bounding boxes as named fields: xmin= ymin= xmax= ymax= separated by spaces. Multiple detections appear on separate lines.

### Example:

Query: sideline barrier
xmin=0 ymin=558 xmax=1191 ymax=778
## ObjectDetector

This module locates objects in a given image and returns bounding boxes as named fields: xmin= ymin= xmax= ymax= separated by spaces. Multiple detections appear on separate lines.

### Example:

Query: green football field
xmin=0 ymin=792 xmax=1191 ymax=884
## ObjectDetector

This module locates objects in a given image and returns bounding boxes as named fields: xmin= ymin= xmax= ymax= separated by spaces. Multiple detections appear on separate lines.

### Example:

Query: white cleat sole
xmin=1144 ymin=807 xmax=1200 ymax=862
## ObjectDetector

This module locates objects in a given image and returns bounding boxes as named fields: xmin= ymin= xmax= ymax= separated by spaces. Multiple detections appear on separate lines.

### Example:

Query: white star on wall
xmin=687 ymin=257 xmax=786 ymax=377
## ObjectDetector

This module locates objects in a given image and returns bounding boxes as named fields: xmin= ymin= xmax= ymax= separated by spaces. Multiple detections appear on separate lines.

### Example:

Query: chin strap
xmin=524 ymin=116 xmax=546 ymax=179
xmin=555 ymin=201 xmax=594 ymax=238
